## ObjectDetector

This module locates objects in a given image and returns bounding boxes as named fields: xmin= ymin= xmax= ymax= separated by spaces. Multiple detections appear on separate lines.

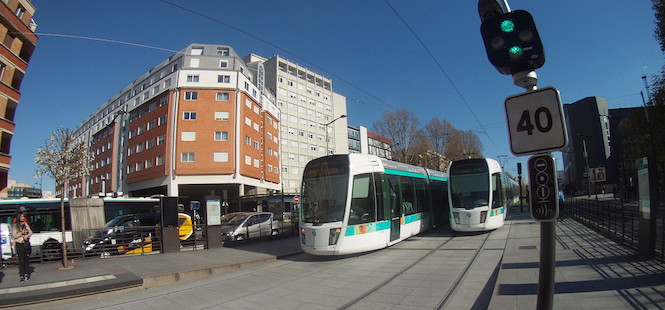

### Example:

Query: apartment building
xmin=0 ymin=0 xmax=36 ymax=197
xmin=72 ymin=44 xmax=280 ymax=206
xmin=257 ymin=55 xmax=348 ymax=193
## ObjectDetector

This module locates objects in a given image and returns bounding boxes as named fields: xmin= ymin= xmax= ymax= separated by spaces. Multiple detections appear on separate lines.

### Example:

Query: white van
xmin=1 ymin=223 xmax=12 ymax=264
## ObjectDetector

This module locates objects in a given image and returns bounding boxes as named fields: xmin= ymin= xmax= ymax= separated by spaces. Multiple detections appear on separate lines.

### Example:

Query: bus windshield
xmin=301 ymin=157 xmax=349 ymax=224
xmin=450 ymin=161 xmax=490 ymax=209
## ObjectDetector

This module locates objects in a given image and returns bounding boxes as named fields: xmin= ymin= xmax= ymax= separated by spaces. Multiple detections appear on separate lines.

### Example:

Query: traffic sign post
xmin=528 ymin=154 xmax=558 ymax=221
xmin=505 ymin=87 xmax=568 ymax=156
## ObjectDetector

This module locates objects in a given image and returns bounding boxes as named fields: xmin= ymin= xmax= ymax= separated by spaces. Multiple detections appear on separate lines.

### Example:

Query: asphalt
xmin=1 ymin=194 xmax=664 ymax=309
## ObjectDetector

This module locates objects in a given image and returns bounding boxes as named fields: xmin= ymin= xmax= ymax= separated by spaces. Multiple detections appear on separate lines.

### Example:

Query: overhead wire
xmin=383 ymin=0 xmax=500 ymax=154
xmin=158 ymin=0 xmax=399 ymax=111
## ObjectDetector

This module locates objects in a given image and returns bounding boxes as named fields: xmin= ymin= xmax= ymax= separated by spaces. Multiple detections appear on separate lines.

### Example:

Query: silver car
xmin=221 ymin=212 xmax=279 ymax=242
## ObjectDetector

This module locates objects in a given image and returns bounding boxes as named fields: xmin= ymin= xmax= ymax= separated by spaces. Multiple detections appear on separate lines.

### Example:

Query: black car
xmin=82 ymin=213 xmax=160 ymax=257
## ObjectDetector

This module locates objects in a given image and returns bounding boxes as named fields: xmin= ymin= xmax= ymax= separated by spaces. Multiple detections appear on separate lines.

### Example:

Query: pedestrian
xmin=558 ymin=190 xmax=565 ymax=222
xmin=12 ymin=206 xmax=32 ymax=283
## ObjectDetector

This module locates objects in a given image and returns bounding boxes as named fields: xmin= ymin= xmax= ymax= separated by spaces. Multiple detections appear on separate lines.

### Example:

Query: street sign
xmin=528 ymin=154 xmax=558 ymax=221
xmin=504 ymin=87 xmax=568 ymax=156
xmin=294 ymin=195 xmax=300 ymax=203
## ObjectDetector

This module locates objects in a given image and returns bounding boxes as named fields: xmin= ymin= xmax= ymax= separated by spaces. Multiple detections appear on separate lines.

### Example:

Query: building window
xmin=157 ymin=135 xmax=166 ymax=145
xmin=147 ymin=121 xmax=155 ymax=130
xmin=181 ymin=132 xmax=196 ymax=141
xmin=216 ymin=92 xmax=230 ymax=101
xmin=245 ymin=136 xmax=251 ymax=145
xmin=183 ymin=111 xmax=197 ymax=120
xmin=146 ymin=139 xmax=154 ymax=149
xmin=214 ymin=112 xmax=229 ymax=121
xmin=145 ymin=159 xmax=153 ymax=169
xmin=185 ymin=92 xmax=198 ymax=100
xmin=158 ymin=115 xmax=167 ymax=126
xmin=181 ymin=152 xmax=195 ymax=162
xmin=218 ymin=75 xmax=230 ymax=83
xmin=245 ymin=155 xmax=251 ymax=165
xmin=214 ymin=131 xmax=229 ymax=141
xmin=186 ymin=75 xmax=199 ymax=82
xmin=245 ymin=117 xmax=251 ymax=126
xmin=156 ymin=155 xmax=164 ymax=166
xmin=254 ymin=159 xmax=260 ymax=168
xmin=214 ymin=152 xmax=229 ymax=162
xmin=217 ymin=48 xmax=229 ymax=56
xmin=220 ymin=60 xmax=228 ymax=68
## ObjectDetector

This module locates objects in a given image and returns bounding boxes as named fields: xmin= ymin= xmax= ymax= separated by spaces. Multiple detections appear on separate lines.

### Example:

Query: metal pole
xmin=537 ymin=220 xmax=556 ymax=309
xmin=583 ymin=139 xmax=591 ymax=198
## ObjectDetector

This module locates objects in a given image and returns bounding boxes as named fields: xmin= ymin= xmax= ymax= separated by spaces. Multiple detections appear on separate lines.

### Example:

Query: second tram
xmin=299 ymin=154 xmax=449 ymax=256
xmin=448 ymin=158 xmax=519 ymax=232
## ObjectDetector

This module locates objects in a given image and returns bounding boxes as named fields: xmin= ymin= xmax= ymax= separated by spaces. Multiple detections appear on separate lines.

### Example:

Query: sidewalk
xmin=490 ymin=205 xmax=665 ymax=309
xmin=0 ymin=235 xmax=303 ymax=308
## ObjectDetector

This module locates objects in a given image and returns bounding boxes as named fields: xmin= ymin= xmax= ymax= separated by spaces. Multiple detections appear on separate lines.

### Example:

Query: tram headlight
xmin=329 ymin=228 xmax=341 ymax=245
xmin=453 ymin=212 xmax=460 ymax=225
xmin=300 ymin=228 xmax=306 ymax=244
xmin=480 ymin=211 xmax=488 ymax=223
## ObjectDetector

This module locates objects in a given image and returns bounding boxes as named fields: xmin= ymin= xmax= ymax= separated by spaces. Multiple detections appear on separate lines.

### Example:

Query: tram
xmin=447 ymin=158 xmax=519 ymax=232
xmin=299 ymin=154 xmax=449 ymax=256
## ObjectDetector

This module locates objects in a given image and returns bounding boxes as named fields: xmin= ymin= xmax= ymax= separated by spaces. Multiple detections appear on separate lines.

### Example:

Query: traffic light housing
xmin=480 ymin=10 xmax=545 ymax=75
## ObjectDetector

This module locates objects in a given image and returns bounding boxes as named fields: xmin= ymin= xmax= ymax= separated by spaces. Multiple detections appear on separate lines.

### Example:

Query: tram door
xmin=387 ymin=175 xmax=400 ymax=241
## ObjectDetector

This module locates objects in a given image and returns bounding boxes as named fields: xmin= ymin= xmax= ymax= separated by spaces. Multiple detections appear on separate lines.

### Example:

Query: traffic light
xmin=480 ymin=10 xmax=545 ymax=75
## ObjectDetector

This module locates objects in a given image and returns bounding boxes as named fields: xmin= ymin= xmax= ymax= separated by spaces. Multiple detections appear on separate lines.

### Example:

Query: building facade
xmin=72 ymin=44 xmax=280 ymax=206
xmin=562 ymin=96 xmax=611 ymax=196
xmin=348 ymin=125 xmax=393 ymax=160
xmin=0 ymin=0 xmax=36 ymax=197
xmin=259 ymin=55 xmax=348 ymax=193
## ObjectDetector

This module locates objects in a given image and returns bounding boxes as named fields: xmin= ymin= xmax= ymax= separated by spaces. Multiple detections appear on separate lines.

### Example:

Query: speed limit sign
xmin=504 ymin=87 xmax=568 ymax=156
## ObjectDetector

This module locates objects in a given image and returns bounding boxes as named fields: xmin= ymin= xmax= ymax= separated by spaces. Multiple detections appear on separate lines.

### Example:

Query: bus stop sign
xmin=528 ymin=154 xmax=558 ymax=221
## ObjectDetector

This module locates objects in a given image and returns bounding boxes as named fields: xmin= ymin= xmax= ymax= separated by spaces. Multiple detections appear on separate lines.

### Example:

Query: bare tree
xmin=35 ymin=128 xmax=92 ymax=270
xmin=445 ymin=129 xmax=484 ymax=161
xmin=372 ymin=109 xmax=422 ymax=164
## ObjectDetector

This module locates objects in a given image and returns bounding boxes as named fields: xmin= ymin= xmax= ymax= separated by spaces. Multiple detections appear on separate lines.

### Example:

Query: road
xmin=19 ymin=226 xmax=509 ymax=310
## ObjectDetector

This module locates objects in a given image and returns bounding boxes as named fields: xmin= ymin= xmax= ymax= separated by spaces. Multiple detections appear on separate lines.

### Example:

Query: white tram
xmin=299 ymin=154 xmax=449 ymax=255
xmin=448 ymin=158 xmax=519 ymax=232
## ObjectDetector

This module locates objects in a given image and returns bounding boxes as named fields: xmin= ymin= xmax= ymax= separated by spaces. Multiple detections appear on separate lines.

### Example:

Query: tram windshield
xmin=449 ymin=160 xmax=490 ymax=209
xmin=301 ymin=157 xmax=350 ymax=224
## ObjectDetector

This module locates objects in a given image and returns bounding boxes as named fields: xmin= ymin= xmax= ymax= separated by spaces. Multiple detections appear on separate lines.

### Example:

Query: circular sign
xmin=294 ymin=195 xmax=300 ymax=203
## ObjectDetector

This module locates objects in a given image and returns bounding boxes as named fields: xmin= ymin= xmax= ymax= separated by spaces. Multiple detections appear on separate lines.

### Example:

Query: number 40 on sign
xmin=504 ymin=87 xmax=568 ymax=156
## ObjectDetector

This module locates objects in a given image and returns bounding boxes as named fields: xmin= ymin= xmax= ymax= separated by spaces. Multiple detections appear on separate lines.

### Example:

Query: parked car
xmin=221 ymin=212 xmax=279 ymax=242
xmin=82 ymin=213 xmax=160 ymax=257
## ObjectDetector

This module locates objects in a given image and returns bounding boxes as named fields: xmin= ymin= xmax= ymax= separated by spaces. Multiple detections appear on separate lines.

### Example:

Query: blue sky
xmin=14 ymin=0 xmax=663 ymax=191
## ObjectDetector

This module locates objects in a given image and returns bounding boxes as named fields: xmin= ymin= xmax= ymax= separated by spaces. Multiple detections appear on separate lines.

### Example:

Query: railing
xmin=566 ymin=197 xmax=664 ymax=262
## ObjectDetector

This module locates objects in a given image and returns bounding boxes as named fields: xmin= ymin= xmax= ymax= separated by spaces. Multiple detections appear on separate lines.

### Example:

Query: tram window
xmin=387 ymin=175 xmax=400 ymax=218
xmin=374 ymin=173 xmax=388 ymax=221
xmin=492 ymin=173 xmax=502 ymax=209
xmin=414 ymin=178 xmax=427 ymax=213
xmin=399 ymin=176 xmax=416 ymax=215
xmin=349 ymin=173 xmax=376 ymax=225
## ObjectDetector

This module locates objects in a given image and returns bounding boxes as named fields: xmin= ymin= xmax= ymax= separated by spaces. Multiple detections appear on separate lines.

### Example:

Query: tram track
xmin=338 ymin=231 xmax=493 ymax=310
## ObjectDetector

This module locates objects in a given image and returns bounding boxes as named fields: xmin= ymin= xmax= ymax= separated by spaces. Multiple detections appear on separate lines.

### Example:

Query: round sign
xmin=294 ymin=195 xmax=299 ymax=203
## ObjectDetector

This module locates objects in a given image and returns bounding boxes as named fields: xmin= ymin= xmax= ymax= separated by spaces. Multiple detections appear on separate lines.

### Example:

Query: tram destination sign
xmin=504 ymin=87 xmax=568 ymax=156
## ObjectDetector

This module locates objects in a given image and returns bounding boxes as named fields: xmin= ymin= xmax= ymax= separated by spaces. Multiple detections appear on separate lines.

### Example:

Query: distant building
xmin=562 ymin=97 xmax=610 ymax=195
xmin=7 ymin=179 xmax=40 ymax=198
xmin=347 ymin=125 xmax=393 ymax=160
xmin=71 ymin=44 xmax=280 ymax=207
xmin=0 ymin=0 xmax=37 ymax=198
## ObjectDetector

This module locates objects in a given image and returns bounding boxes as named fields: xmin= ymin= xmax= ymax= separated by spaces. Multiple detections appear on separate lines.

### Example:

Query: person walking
xmin=12 ymin=206 xmax=32 ymax=283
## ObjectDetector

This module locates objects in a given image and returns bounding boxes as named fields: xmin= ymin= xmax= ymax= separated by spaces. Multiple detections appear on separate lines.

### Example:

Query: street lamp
xmin=325 ymin=114 xmax=346 ymax=155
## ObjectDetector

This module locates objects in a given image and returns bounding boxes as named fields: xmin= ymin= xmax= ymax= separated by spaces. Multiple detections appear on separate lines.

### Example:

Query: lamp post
xmin=324 ymin=114 xmax=346 ymax=155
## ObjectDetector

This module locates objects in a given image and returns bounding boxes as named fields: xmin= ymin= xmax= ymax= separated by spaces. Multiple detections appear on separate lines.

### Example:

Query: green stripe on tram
xmin=384 ymin=169 xmax=427 ymax=179
xmin=429 ymin=175 xmax=448 ymax=182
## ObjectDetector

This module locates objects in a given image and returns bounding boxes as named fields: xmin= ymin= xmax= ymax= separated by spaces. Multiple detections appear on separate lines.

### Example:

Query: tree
xmin=444 ymin=129 xmax=484 ymax=161
xmin=372 ymin=109 xmax=422 ymax=164
xmin=35 ymin=128 xmax=92 ymax=269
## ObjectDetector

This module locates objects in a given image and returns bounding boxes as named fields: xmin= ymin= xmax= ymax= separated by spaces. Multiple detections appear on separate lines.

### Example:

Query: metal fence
xmin=566 ymin=197 xmax=664 ymax=262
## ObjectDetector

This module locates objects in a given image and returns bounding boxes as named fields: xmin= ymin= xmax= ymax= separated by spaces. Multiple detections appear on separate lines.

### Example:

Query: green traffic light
xmin=500 ymin=19 xmax=515 ymax=33
xmin=509 ymin=46 xmax=523 ymax=59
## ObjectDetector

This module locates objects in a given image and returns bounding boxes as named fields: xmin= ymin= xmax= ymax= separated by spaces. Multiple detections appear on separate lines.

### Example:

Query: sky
xmin=12 ymin=0 xmax=663 ymax=192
